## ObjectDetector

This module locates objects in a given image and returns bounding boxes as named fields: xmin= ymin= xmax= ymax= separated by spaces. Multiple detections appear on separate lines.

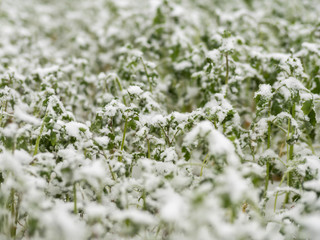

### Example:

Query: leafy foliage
xmin=1 ymin=0 xmax=320 ymax=239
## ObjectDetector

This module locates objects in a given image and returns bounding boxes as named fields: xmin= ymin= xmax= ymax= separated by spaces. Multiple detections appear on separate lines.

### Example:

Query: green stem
xmin=115 ymin=77 xmax=127 ymax=106
xmin=159 ymin=124 xmax=171 ymax=146
xmin=97 ymin=191 xmax=102 ymax=204
xmin=115 ymin=76 xmax=128 ymax=163
xmin=73 ymin=182 xmax=77 ymax=214
xmin=0 ymin=100 xmax=6 ymax=127
xmin=223 ymin=122 xmax=226 ymax=134
xmin=291 ymin=101 xmax=296 ymax=120
xmin=248 ymin=130 xmax=256 ymax=162
xmin=101 ymin=151 xmax=117 ymax=181
xmin=12 ymin=138 xmax=16 ymax=155
xmin=141 ymin=190 xmax=147 ymax=210
xmin=108 ymin=164 xmax=116 ymax=181
xmin=200 ymin=153 xmax=209 ymax=177
xmin=9 ymin=189 xmax=16 ymax=238
xmin=225 ymin=53 xmax=229 ymax=85
xmin=15 ymin=194 xmax=20 ymax=235
xmin=264 ymin=101 xmax=272 ymax=198
xmin=264 ymin=161 xmax=270 ymax=198
xmin=118 ymin=118 xmax=128 ymax=162
xmin=306 ymin=135 xmax=315 ymax=154
xmin=274 ymin=173 xmax=286 ymax=212
xmin=33 ymin=112 xmax=47 ymax=156
xmin=225 ymin=53 xmax=229 ymax=97
xmin=284 ymin=103 xmax=295 ymax=205
xmin=147 ymin=138 xmax=151 ymax=159
xmin=267 ymin=119 xmax=271 ymax=149
xmin=140 ymin=57 xmax=153 ymax=93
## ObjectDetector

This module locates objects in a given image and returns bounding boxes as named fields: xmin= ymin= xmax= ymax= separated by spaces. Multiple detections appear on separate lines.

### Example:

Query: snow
xmin=146 ymin=61 xmax=156 ymax=69
xmin=184 ymin=121 xmax=239 ymax=165
xmin=85 ymin=203 xmax=108 ymax=219
xmin=142 ymin=113 xmax=165 ymax=125
xmin=217 ymin=167 xmax=254 ymax=203
xmin=0 ymin=150 xmax=24 ymax=176
xmin=14 ymin=103 xmax=41 ymax=125
xmin=127 ymin=85 xmax=143 ymax=95
xmin=42 ymin=203 xmax=87 ymax=240
xmin=299 ymin=214 xmax=320 ymax=237
xmin=266 ymin=222 xmax=285 ymax=240
xmin=174 ymin=60 xmax=192 ymax=71
xmin=34 ymin=65 xmax=59 ymax=78
xmin=94 ymin=136 xmax=109 ymax=147
xmin=160 ymin=147 xmax=178 ymax=162
xmin=220 ymin=37 xmax=235 ymax=53
xmin=103 ymin=100 xmax=126 ymax=117
xmin=1 ymin=0 xmax=320 ymax=239
xmin=280 ymin=77 xmax=307 ymax=91
xmin=302 ymin=42 xmax=320 ymax=55
xmin=207 ymin=49 xmax=221 ymax=62
xmin=255 ymin=84 xmax=273 ymax=101
xmin=113 ymin=209 xmax=155 ymax=225
xmin=1 ymin=122 xmax=18 ymax=137
xmin=79 ymin=160 xmax=107 ymax=180
xmin=304 ymin=179 xmax=320 ymax=192
xmin=14 ymin=149 xmax=33 ymax=165
xmin=64 ymin=121 xmax=92 ymax=139
xmin=157 ymin=188 xmax=188 ymax=222
xmin=98 ymin=72 xmax=106 ymax=79
xmin=172 ymin=111 xmax=189 ymax=123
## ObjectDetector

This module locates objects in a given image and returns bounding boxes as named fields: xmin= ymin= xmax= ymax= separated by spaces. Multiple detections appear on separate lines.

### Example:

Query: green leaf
xmin=0 ymin=171 xmax=4 ymax=184
xmin=182 ymin=146 xmax=191 ymax=161
xmin=165 ymin=172 xmax=174 ymax=180
xmin=301 ymin=100 xmax=313 ymax=115
xmin=79 ymin=127 xmax=87 ymax=133
xmin=311 ymin=76 xmax=320 ymax=94
xmin=308 ymin=109 xmax=316 ymax=126
xmin=128 ymin=119 xmax=136 ymax=130
xmin=50 ymin=130 xmax=57 ymax=146
xmin=153 ymin=7 xmax=165 ymax=25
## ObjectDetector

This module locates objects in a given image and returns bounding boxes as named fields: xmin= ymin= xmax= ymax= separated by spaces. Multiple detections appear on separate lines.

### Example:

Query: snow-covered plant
xmin=1 ymin=0 xmax=320 ymax=239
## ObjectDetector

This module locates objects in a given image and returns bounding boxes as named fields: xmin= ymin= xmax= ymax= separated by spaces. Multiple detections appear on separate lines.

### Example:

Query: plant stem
xmin=264 ymin=160 xmax=270 ymax=199
xmin=267 ymin=105 xmax=271 ymax=149
xmin=274 ymin=173 xmax=286 ymax=212
xmin=264 ymin=101 xmax=272 ymax=198
xmin=284 ymin=103 xmax=295 ymax=205
xmin=223 ymin=122 xmax=226 ymax=134
xmin=115 ymin=76 xmax=128 ymax=162
xmin=15 ymin=194 xmax=21 ymax=236
xmin=115 ymin=77 xmax=127 ymax=106
xmin=159 ymin=124 xmax=171 ymax=146
xmin=33 ymin=112 xmax=47 ymax=156
xmin=118 ymin=118 xmax=128 ymax=162
xmin=141 ymin=190 xmax=147 ymax=210
xmin=73 ymin=182 xmax=77 ymax=214
xmin=306 ymin=135 xmax=315 ymax=154
xmin=108 ymin=163 xmax=116 ymax=181
xmin=9 ymin=189 xmax=16 ymax=238
xmin=225 ymin=53 xmax=229 ymax=97
xmin=147 ymin=138 xmax=151 ymax=158
xmin=200 ymin=153 xmax=209 ymax=177
xmin=0 ymin=100 xmax=7 ymax=128
xmin=140 ymin=57 xmax=153 ymax=93
xmin=100 ymin=151 xmax=117 ymax=180
xmin=97 ymin=192 xmax=102 ymax=204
